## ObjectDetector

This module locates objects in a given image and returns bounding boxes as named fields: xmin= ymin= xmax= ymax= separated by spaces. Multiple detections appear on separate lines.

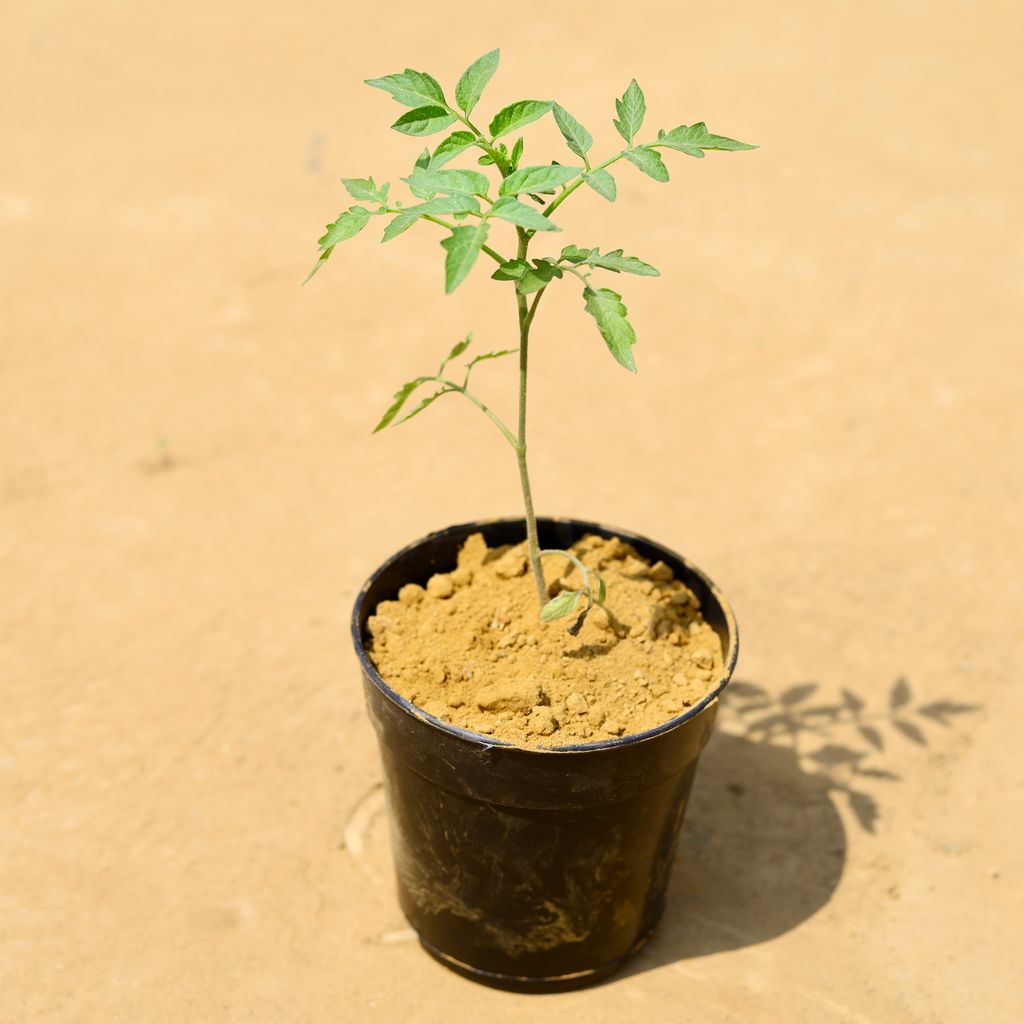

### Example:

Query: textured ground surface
xmin=2 ymin=2 xmax=1022 ymax=1021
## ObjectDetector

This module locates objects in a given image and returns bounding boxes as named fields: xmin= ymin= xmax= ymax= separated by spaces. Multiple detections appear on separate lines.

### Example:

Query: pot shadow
xmin=625 ymin=728 xmax=846 ymax=972
xmin=618 ymin=675 xmax=981 ymax=976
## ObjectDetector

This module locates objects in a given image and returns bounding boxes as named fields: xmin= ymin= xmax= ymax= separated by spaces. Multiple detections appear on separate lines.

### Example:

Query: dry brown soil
xmin=369 ymin=533 xmax=724 ymax=744
xmin=3 ymin=2 xmax=1023 ymax=1022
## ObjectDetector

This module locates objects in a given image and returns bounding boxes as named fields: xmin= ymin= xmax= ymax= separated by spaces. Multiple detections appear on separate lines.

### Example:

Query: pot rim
xmin=351 ymin=516 xmax=740 ymax=754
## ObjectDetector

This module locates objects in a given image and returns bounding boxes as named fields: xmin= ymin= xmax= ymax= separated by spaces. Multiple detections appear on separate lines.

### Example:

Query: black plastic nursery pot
xmin=351 ymin=517 xmax=739 ymax=992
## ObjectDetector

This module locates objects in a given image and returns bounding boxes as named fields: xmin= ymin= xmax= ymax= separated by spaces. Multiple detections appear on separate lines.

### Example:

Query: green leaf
xmin=588 ymin=248 xmax=660 ymax=276
xmin=403 ymin=167 xmax=491 ymax=198
xmin=341 ymin=176 xmax=389 ymax=204
xmin=429 ymin=131 xmax=477 ymax=168
xmin=365 ymin=69 xmax=446 ymax=108
xmin=381 ymin=195 xmax=481 ymax=243
xmin=304 ymin=206 xmax=371 ymax=282
xmin=440 ymin=335 xmax=472 ymax=372
xmin=552 ymin=104 xmax=593 ymax=161
xmin=516 ymin=259 xmax=562 ymax=294
xmin=381 ymin=209 xmax=421 ymax=242
xmin=455 ymin=48 xmax=500 ymax=116
xmin=488 ymin=100 xmax=553 ymax=140
xmin=396 ymin=388 xmax=453 ymax=426
xmin=488 ymin=196 xmax=561 ymax=232
xmin=392 ymin=106 xmax=456 ymax=137
xmin=499 ymin=164 xmax=581 ymax=197
xmin=491 ymin=258 xmax=529 ymax=281
xmin=613 ymin=79 xmax=646 ymax=144
xmin=441 ymin=223 xmax=490 ymax=294
xmin=583 ymin=168 xmax=617 ymax=202
xmin=509 ymin=137 xmax=524 ymax=171
xmin=655 ymin=123 xmax=758 ymax=156
xmin=559 ymin=245 xmax=596 ymax=264
xmin=595 ymin=574 xmax=607 ymax=605
xmin=465 ymin=347 xmax=517 ymax=372
xmin=373 ymin=376 xmax=434 ymax=432
xmin=540 ymin=589 xmax=582 ymax=622
xmin=583 ymin=286 xmax=637 ymax=372
xmin=625 ymin=146 xmax=669 ymax=182
xmin=414 ymin=148 xmax=432 ymax=170
xmin=317 ymin=207 xmax=371 ymax=250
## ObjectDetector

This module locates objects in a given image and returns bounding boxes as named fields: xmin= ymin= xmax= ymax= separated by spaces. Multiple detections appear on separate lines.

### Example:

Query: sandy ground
xmin=3 ymin=2 xmax=1023 ymax=1021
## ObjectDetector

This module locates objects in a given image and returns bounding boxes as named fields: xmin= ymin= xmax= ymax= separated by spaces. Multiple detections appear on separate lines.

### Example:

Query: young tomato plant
xmin=308 ymin=49 xmax=756 ymax=627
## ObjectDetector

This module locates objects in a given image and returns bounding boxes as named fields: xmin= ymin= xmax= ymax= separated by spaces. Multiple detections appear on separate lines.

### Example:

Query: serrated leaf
xmin=583 ymin=286 xmax=637 ymax=372
xmin=540 ymin=589 xmax=582 ymax=622
xmin=396 ymin=388 xmax=452 ymax=426
xmin=381 ymin=209 xmax=421 ymax=243
xmin=515 ymin=259 xmax=563 ymax=295
xmin=509 ymin=137 xmax=524 ymax=170
xmin=491 ymin=258 xmax=529 ymax=282
xmin=381 ymin=195 xmax=481 ymax=243
xmin=587 ymin=248 xmax=659 ymax=276
xmin=613 ymin=79 xmax=646 ymax=144
xmin=465 ymin=347 xmax=517 ymax=369
xmin=403 ymin=167 xmax=491 ymax=198
xmin=373 ymin=376 xmax=433 ymax=432
xmin=656 ymin=123 xmax=758 ymax=156
xmin=304 ymin=206 xmax=371 ymax=282
xmin=488 ymin=100 xmax=553 ymax=140
xmin=365 ymin=69 xmax=446 ymax=109
xmin=559 ymin=245 xmax=596 ymax=264
xmin=625 ymin=146 xmax=669 ymax=182
xmin=583 ymin=168 xmax=617 ymax=202
xmin=488 ymin=196 xmax=561 ymax=232
xmin=429 ymin=131 xmax=477 ymax=169
xmin=392 ymin=105 xmax=457 ymax=137
xmin=441 ymin=223 xmax=490 ymax=294
xmin=441 ymin=336 xmax=472 ymax=368
xmin=890 ymin=677 xmax=912 ymax=711
xmin=499 ymin=164 xmax=581 ymax=197
xmin=341 ymin=176 xmax=389 ymax=204
xmin=455 ymin=48 xmax=500 ymax=115
xmin=552 ymin=104 xmax=593 ymax=160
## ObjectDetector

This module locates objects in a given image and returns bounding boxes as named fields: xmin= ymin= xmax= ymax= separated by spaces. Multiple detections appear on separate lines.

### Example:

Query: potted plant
xmin=308 ymin=49 xmax=754 ymax=990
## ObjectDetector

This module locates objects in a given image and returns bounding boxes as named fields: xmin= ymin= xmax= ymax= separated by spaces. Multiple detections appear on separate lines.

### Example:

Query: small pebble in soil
xmin=476 ymin=679 xmax=543 ymax=714
xmin=427 ymin=574 xmax=455 ymax=599
xmin=528 ymin=706 xmax=558 ymax=736
xmin=450 ymin=566 xmax=473 ymax=588
xmin=603 ymin=718 xmax=625 ymax=736
xmin=566 ymin=692 xmax=589 ymax=715
xmin=398 ymin=583 xmax=424 ymax=605
xmin=690 ymin=648 xmax=713 ymax=670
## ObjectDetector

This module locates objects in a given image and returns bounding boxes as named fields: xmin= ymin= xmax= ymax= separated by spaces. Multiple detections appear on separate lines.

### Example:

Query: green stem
xmin=543 ymin=151 xmax=627 ymax=220
xmin=443 ymin=381 xmax=517 ymax=448
xmin=513 ymin=228 xmax=548 ymax=608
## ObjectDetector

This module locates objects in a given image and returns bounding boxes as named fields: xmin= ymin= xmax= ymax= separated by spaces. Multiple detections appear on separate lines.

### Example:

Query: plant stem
xmin=512 ymin=227 xmax=548 ymax=608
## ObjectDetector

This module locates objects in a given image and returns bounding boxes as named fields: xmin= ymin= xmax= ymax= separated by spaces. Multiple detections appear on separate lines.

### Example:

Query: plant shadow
xmin=618 ymin=675 xmax=980 ymax=975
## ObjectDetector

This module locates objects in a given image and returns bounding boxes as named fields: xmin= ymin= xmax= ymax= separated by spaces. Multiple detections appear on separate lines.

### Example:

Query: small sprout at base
xmin=541 ymin=589 xmax=582 ymax=622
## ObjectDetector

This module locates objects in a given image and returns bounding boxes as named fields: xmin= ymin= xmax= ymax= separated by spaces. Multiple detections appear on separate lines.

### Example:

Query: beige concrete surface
xmin=3 ymin=1 xmax=1022 ymax=1020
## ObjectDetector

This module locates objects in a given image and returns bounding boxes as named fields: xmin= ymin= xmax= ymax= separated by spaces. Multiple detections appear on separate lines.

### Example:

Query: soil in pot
xmin=366 ymin=531 xmax=724 ymax=746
